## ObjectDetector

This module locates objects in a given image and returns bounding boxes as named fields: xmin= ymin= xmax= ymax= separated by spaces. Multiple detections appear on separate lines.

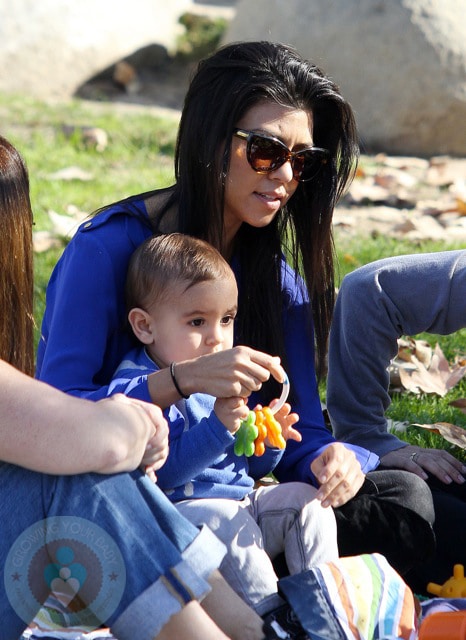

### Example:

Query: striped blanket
xmin=278 ymin=553 xmax=418 ymax=639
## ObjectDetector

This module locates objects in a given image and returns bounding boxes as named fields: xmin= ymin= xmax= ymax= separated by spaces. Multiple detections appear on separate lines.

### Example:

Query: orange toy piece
xmin=427 ymin=564 xmax=466 ymax=598
xmin=253 ymin=409 xmax=268 ymax=456
xmin=261 ymin=406 xmax=286 ymax=450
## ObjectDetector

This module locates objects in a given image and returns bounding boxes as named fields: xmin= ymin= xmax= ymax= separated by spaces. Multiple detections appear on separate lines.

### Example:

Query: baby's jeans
xmin=0 ymin=463 xmax=225 ymax=640
xmin=176 ymin=481 xmax=338 ymax=616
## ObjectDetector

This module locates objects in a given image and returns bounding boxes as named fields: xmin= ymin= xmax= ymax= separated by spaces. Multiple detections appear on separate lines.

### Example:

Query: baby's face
xmin=146 ymin=275 xmax=238 ymax=368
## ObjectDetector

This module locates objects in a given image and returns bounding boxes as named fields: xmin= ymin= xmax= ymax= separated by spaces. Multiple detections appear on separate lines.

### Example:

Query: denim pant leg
xmin=176 ymin=497 xmax=283 ymax=616
xmin=248 ymin=482 xmax=339 ymax=574
xmin=1 ymin=464 xmax=51 ymax=639
xmin=1 ymin=464 xmax=225 ymax=640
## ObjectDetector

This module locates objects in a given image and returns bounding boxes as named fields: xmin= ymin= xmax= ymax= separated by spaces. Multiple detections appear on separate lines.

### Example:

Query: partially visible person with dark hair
xmin=0 ymin=134 xmax=34 ymax=376
xmin=36 ymin=41 xmax=435 ymax=584
xmin=0 ymin=134 xmax=267 ymax=640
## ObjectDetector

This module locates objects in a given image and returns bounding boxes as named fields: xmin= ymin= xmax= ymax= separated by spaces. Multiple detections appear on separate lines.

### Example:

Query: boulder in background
xmin=225 ymin=0 xmax=466 ymax=156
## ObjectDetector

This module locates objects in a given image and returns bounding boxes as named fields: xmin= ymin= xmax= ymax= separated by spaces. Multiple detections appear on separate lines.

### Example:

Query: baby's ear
xmin=128 ymin=308 xmax=155 ymax=345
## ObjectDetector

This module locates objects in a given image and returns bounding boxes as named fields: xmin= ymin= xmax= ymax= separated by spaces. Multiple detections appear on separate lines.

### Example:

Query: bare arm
xmin=0 ymin=360 xmax=168 ymax=475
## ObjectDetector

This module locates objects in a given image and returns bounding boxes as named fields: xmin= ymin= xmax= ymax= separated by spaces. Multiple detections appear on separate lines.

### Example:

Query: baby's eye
xmin=190 ymin=318 xmax=204 ymax=327
xmin=221 ymin=315 xmax=235 ymax=326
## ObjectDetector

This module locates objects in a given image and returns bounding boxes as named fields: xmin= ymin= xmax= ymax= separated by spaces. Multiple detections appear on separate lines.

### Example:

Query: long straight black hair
xmin=105 ymin=41 xmax=359 ymax=383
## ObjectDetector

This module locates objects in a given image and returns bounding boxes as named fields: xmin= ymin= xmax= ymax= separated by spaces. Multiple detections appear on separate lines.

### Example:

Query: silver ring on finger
xmin=410 ymin=452 xmax=418 ymax=463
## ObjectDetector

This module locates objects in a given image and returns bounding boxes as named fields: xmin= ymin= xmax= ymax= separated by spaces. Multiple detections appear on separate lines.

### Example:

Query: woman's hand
xmin=311 ymin=443 xmax=365 ymax=508
xmin=214 ymin=396 xmax=250 ymax=434
xmin=177 ymin=346 xmax=285 ymax=399
xmin=380 ymin=445 xmax=466 ymax=485
xmin=99 ymin=394 xmax=168 ymax=476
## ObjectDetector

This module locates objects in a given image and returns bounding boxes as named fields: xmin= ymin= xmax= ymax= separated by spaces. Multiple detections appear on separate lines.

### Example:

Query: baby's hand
xmin=214 ymin=396 xmax=249 ymax=434
xmin=267 ymin=400 xmax=301 ymax=443
xmin=141 ymin=419 xmax=169 ymax=479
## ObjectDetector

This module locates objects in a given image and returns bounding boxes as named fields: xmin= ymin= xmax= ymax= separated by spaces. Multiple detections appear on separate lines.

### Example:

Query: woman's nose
xmin=269 ymin=159 xmax=294 ymax=183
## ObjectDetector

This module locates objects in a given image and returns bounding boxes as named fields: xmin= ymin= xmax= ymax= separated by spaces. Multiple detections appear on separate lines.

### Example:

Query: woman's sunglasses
xmin=233 ymin=128 xmax=329 ymax=183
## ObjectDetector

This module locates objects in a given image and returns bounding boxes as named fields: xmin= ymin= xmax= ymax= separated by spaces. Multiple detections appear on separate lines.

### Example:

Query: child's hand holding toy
xmin=234 ymin=374 xmax=300 ymax=457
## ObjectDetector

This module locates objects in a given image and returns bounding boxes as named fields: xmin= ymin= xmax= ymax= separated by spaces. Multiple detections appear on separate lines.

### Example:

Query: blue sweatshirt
xmin=110 ymin=347 xmax=283 ymax=501
xmin=36 ymin=197 xmax=379 ymax=486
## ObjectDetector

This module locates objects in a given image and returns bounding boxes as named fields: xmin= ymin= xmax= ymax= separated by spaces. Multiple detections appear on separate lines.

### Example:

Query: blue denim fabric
xmin=0 ymin=463 xmax=225 ymax=640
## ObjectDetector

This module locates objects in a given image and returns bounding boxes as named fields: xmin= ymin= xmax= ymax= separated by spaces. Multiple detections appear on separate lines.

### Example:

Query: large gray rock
xmin=225 ymin=0 xmax=466 ymax=156
xmin=0 ymin=0 xmax=191 ymax=99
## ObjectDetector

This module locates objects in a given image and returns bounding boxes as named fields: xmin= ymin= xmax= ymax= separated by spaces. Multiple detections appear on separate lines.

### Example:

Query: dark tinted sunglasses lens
xmin=295 ymin=150 xmax=328 ymax=182
xmin=249 ymin=135 xmax=287 ymax=172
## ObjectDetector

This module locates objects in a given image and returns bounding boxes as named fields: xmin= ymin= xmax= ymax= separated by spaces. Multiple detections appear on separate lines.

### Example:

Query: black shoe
xmin=262 ymin=603 xmax=309 ymax=639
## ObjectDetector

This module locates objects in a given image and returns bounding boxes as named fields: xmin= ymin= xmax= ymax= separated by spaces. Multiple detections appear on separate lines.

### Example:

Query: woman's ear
xmin=128 ymin=308 xmax=155 ymax=345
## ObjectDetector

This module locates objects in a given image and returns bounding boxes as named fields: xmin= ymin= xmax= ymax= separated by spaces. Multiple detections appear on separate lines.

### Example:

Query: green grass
xmin=0 ymin=94 xmax=177 ymax=228
xmin=334 ymin=235 xmax=466 ymax=286
xmin=2 ymin=92 xmax=466 ymax=457
xmin=0 ymin=93 xmax=178 ymax=338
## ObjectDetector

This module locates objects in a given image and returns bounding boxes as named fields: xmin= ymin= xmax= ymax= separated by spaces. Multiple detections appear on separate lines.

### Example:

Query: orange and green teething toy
xmin=234 ymin=374 xmax=290 ymax=457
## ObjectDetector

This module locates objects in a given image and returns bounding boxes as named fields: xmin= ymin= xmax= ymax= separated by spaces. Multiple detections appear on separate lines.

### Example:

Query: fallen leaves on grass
xmin=389 ymin=337 xmax=466 ymax=397
xmin=33 ymin=205 xmax=89 ymax=252
xmin=334 ymin=155 xmax=466 ymax=242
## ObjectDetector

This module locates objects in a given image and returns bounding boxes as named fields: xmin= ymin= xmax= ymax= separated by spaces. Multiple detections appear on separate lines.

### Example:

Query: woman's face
xmin=223 ymin=101 xmax=314 ymax=248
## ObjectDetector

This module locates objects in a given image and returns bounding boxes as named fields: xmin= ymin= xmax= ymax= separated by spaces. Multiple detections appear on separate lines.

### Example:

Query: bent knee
xmin=395 ymin=471 xmax=435 ymax=523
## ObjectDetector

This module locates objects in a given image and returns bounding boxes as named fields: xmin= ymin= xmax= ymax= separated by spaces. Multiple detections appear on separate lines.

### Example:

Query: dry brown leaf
xmin=396 ymin=342 xmax=466 ymax=396
xmin=374 ymin=168 xmax=418 ymax=189
xmin=32 ymin=231 xmax=63 ymax=253
xmin=450 ymin=179 xmax=466 ymax=216
xmin=449 ymin=398 xmax=466 ymax=412
xmin=397 ymin=337 xmax=432 ymax=367
xmin=456 ymin=197 xmax=466 ymax=216
xmin=412 ymin=422 xmax=466 ymax=449
xmin=48 ymin=166 xmax=93 ymax=181
xmin=48 ymin=209 xmax=87 ymax=239
xmin=346 ymin=178 xmax=391 ymax=204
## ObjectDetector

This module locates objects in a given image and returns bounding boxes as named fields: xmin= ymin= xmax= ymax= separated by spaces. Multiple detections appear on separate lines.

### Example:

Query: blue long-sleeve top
xmin=36 ymin=197 xmax=379 ymax=486
xmin=110 ymin=347 xmax=283 ymax=501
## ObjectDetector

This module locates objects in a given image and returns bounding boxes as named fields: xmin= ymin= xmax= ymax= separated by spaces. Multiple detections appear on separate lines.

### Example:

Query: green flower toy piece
xmin=234 ymin=410 xmax=258 ymax=457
